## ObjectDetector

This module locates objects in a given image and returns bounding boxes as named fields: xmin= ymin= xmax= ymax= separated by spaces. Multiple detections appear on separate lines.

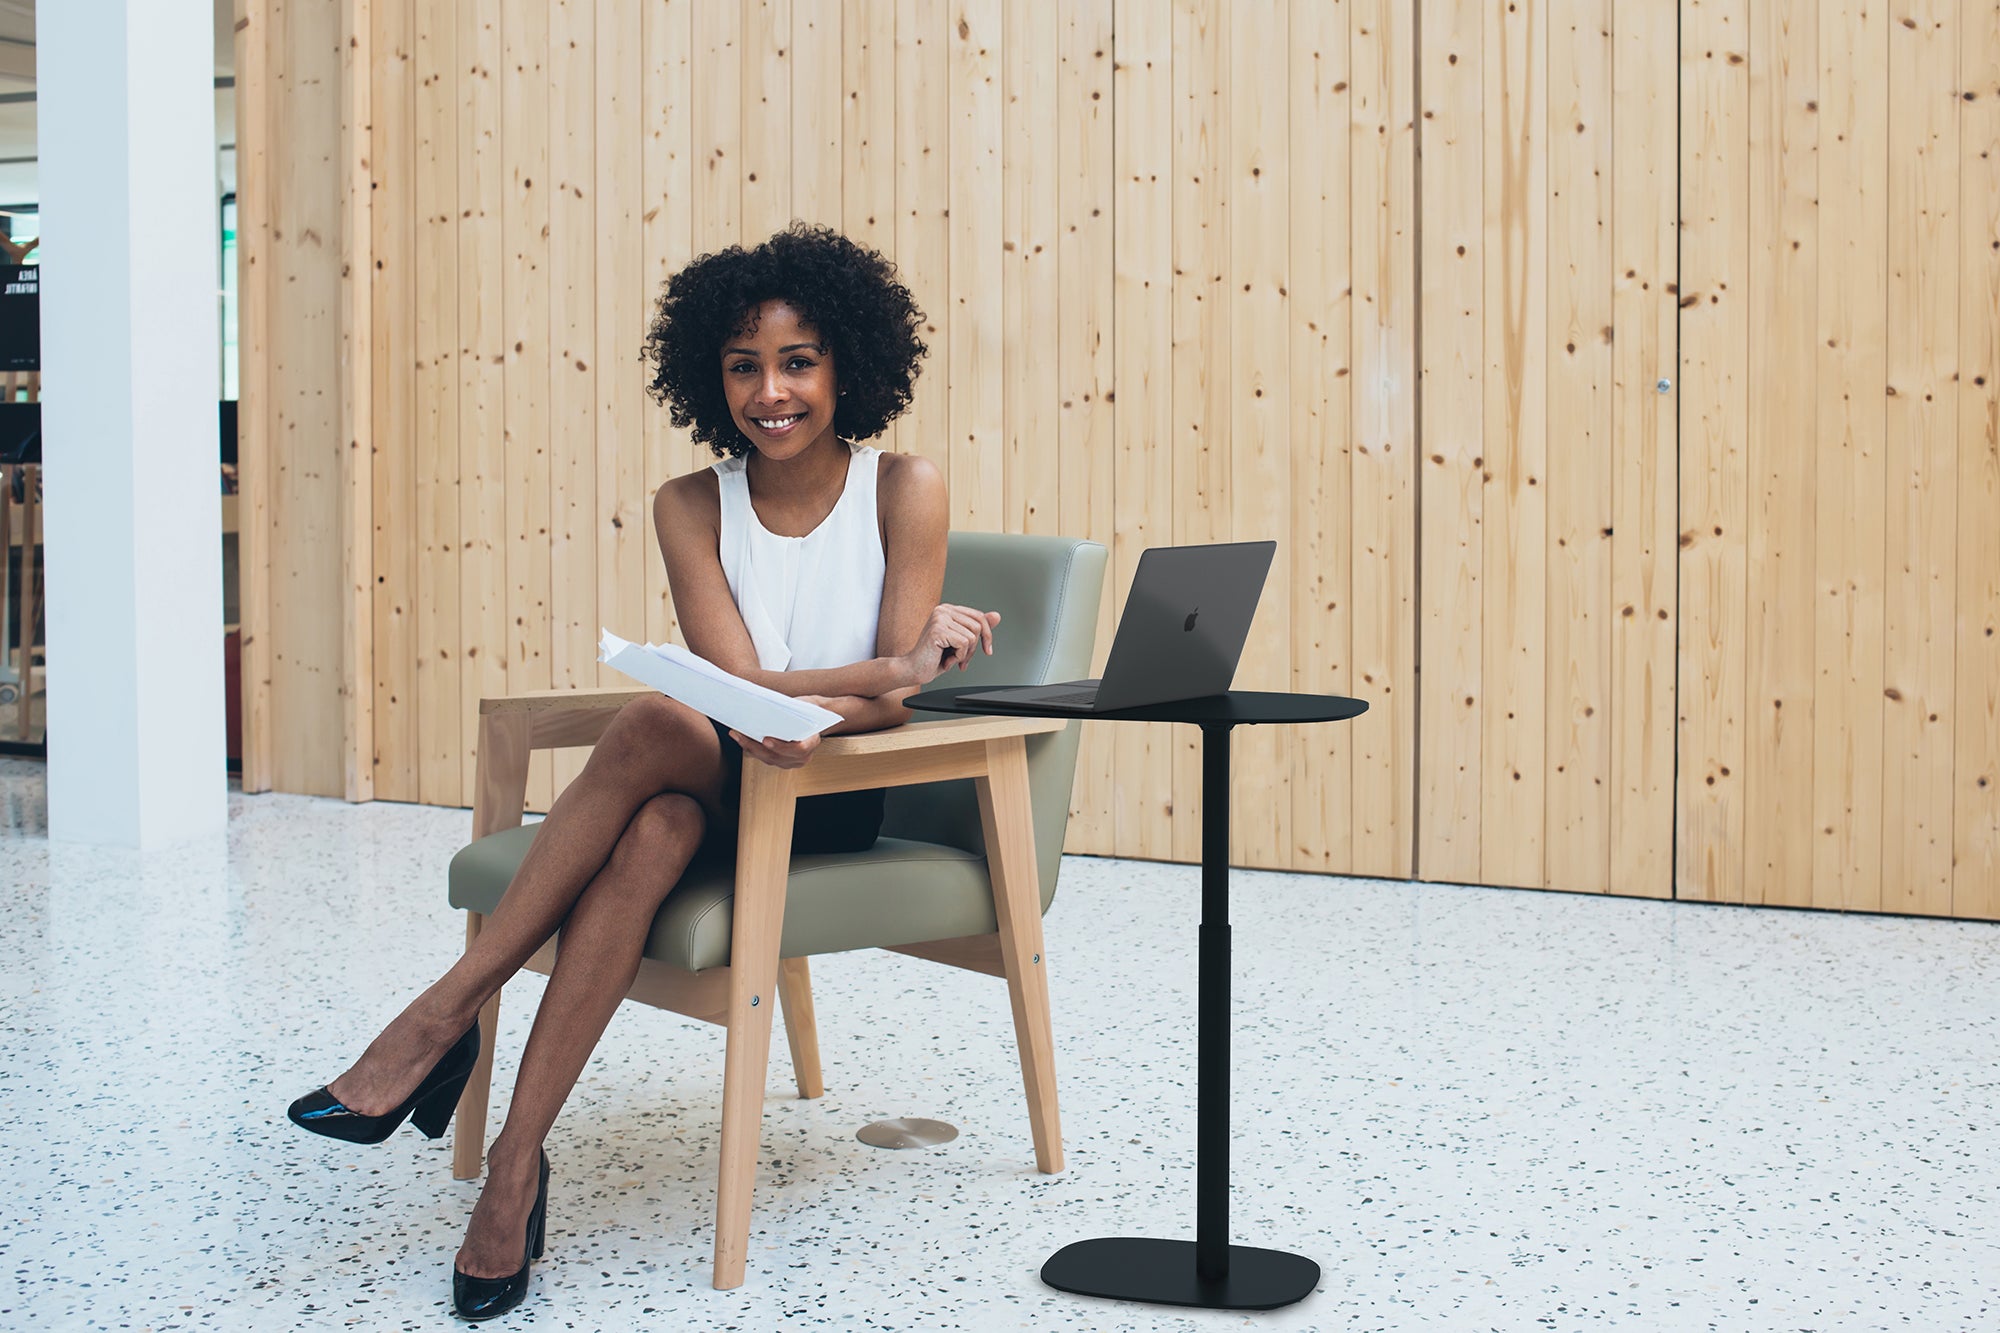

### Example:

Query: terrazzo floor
xmin=2 ymin=757 xmax=1997 ymax=1332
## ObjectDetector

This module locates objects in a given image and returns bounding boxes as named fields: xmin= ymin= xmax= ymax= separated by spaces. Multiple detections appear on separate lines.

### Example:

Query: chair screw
xmin=1032 ymin=953 xmax=1041 ymax=964
xmin=751 ymin=995 xmax=761 ymax=1007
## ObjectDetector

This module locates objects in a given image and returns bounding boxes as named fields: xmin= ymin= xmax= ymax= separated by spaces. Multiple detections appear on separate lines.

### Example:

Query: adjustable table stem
xmin=1196 ymin=722 xmax=1233 ymax=1281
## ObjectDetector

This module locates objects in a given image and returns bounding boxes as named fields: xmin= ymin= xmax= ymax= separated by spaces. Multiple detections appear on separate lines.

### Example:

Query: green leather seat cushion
xmin=449 ymin=821 xmax=1012 ymax=973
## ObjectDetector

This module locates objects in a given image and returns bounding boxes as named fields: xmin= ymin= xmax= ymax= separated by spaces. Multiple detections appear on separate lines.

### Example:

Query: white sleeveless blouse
xmin=712 ymin=441 xmax=886 ymax=673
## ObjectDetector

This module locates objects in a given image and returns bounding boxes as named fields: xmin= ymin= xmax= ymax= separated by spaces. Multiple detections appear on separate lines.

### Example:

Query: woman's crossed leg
xmin=322 ymin=694 xmax=730 ymax=1134
xmin=454 ymin=785 xmax=712 ymax=1277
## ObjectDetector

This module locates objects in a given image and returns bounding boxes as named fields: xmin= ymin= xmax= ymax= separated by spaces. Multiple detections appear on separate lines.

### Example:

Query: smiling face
xmin=719 ymin=300 xmax=840 ymax=459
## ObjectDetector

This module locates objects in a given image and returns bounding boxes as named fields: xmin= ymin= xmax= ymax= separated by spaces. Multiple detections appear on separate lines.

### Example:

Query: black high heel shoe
xmin=287 ymin=1023 xmax=481 ymax=1144
xmin=453 ymin=1149 xmax=549 ymax=1322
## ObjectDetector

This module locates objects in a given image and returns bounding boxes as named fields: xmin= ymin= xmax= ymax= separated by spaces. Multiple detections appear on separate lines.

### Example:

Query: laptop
xmin=955 ymin=540 xmax=1277 ymax=713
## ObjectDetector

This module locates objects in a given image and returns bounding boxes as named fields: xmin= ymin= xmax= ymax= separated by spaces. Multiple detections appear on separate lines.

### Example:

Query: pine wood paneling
xmin=1417 ymin=0 xmax=1484 ymax=883
xmin=1288 ymin=0 xmax=1353 ymax=875
xmin=1810 ymin=0 xmax=1889 ymax=912
xmin=597 ymin=0 xmax=647 ymax=698
xmin=1677 ymin=0 xmax=1997 ymax=919
xmin=261 ymin=0 xmax=1646 ymax=889
xmin=950 ymin=0 xmax=1003 ymax=536
xmin=1740 ymin=0 xmax=1817 ymax=909
xmin=743 ymin=0 xmax=791 ymax=241
xmin=235 ymin=0 xmax=274 ymax=794
xmin=693 ymin=0 xmax=743 ymax=255
xmin=1543 ymin=0 xmax=1613 ymax=895
xmin=340 ymin=0 xmax=377 ymax=803
xmin=251 ymin=0 xmax=357 ymax=798
xmin=1678 ymin=0 xmax=1749 ymax=902
xmin=792 ymin=1 xmax=842 ymax=229
xmin=1880 ymin=0 xmax=1960 ymax=915
xmin=893 ymin=0 xmax=948 ymax=478
xmin=841 ymin=0 xmax=896 ymax=257
xmin=1409 ymin=0 xmax=1677 ymax=900
xmin=644 ymin=0 xmax=695 ymax=648
xmin=502 ymin=0 xmax=555 ymax=813
xmin=687 ymin=0 xmax=743 ymax=666
xmin=1479 ymin=0 xmax=1549 ymax=888
xmin=371 ymin=0 xmax=417 ymax=802
xmin=415 ymin=0 xmax=463 ymax=808
xmin=1226 ymin=0 xmax=1289 ymax=869
xmin=1347 ymin=0 xmax=1418 ymax=879
xmin=459 ymin=0 xmax=508 ymax=802
xmin=549 ymin=0 xmax=598 ymax=800
xmin=1054 ymin=0 xmax=1115 ymax=855
xmin=239 ymin=0 xmax=2000 ymax=919
xmin=1111 ymin=0 xmax=1173 ymax=862
xmin=1609 ymin=0 xmax=1678 ymax=898
xmin=1957 ymin=0 xmax=2000 ymax=920
xmin=1002 ymin=0 xmax=1059 ymax=539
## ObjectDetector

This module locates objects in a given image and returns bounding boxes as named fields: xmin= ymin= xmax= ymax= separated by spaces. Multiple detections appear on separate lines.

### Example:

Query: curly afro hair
xmin=644 ymin=222 xmax=928 ymax=460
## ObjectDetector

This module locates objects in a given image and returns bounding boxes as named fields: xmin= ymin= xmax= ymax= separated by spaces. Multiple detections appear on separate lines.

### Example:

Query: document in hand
xmin=598 ymin=629 xmax=844 ymax=742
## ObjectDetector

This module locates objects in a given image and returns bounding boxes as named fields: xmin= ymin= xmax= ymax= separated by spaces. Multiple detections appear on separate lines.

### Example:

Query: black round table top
xmin=906 ymin=684 xmax=1369 ymax=726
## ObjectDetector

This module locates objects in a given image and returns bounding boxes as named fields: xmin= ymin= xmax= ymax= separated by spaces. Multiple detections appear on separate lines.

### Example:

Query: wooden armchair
xmin=445 ymin=533 xmax=1108 ymax=1289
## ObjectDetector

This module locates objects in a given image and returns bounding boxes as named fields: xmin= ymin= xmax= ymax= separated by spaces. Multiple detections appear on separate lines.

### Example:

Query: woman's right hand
xmin=902 ymin=604 xmax=1001 ymax=687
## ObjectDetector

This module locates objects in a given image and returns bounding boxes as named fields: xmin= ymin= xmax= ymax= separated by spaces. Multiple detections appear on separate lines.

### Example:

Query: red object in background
xmin=224 ymin=627 xmax=241 ymax=768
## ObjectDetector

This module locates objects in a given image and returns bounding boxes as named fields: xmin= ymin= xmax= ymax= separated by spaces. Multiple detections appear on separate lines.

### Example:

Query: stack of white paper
xmin=598 ymin=629 xmax=844 ymax=742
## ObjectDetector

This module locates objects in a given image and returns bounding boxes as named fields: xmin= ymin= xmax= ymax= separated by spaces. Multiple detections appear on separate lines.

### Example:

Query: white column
xmin=39 ymin=0 xmax=225 ymax=847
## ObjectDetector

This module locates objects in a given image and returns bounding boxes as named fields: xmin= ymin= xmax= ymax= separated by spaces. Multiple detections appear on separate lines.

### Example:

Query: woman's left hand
xmin=728 ymin=695 xmax=835 ymax=769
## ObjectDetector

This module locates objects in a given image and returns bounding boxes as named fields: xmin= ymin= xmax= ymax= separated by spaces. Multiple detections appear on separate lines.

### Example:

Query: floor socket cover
xmin=857 ymin=1117 xmax=959 ymax=1149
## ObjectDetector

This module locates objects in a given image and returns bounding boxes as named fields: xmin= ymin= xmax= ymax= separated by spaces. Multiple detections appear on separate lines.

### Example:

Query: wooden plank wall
xmin=1412 ymin=0 xmax=1679 ymax=895
xmin=319 ymin=0 xmax=1421 ymax=878
xmin=238 ymin=0 xmax=373 ymax=800
xmin=1677 ymin=0 xmax=2000 ymax=918
xmin=244 ymin=0 xmax=1997 ymax=916
xmin=233 ymin=0 xmax=273 ymax=794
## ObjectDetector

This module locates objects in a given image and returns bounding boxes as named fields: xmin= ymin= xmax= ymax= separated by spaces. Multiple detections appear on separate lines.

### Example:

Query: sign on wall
xmin=0 ymin=264 xmax=38 ymax=372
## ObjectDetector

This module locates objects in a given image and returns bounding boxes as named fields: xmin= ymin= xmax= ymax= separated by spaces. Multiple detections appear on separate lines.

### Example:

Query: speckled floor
xmin=2 ymin=756 xmax=1996 ymax=1332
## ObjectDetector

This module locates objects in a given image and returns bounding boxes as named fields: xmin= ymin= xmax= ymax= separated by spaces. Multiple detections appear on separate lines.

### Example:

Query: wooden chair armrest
xmin=777 ymin=713 xmax=1067 ymax=799
xmin=470 ymin=692 xmax=1063 ymax=841
xmin=479 ymin=686 xmax=656 ymax=717
xmin=812 ymin=712 xmax=1065 ymax=758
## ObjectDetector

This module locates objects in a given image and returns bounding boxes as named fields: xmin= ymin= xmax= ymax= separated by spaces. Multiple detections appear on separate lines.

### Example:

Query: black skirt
xmin=704 ymin=716 xmax=886 ymax=856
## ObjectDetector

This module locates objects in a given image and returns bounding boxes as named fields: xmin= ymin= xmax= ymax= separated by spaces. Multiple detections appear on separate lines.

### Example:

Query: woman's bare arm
xmin=864 ymin=452 xmax=949 ymax=723
xmin=808 ymin=693 xmax=913 ymax=736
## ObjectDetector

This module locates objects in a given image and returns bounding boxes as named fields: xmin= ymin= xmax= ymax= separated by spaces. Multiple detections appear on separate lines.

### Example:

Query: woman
xmin=287 ymin=223 xmax=1001 ymax=1321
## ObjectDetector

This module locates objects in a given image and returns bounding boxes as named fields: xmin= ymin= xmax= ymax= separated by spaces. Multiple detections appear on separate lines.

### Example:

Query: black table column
xmin=1196 ymin=721 xmax=1232 ymax=1282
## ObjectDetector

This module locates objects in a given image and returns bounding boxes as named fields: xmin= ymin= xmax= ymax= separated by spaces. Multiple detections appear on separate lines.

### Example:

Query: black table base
xmin=1041 ymin=1237 xmax=1321 ymax=1311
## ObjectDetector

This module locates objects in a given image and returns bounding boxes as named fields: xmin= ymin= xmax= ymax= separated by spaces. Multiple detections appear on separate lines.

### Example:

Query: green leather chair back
xmin=878 ymin=532 xmax=1108 ymax=913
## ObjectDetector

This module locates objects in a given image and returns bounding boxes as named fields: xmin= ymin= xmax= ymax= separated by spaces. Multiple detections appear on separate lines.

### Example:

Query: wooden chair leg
xmin=777 ymin=956 xmax=824 ymax=1099
xmin=452 ymin=912 xmax=503 ymax=1180
xmin=976 ymin=734 xmax=1063 ymax=1174
xmin=712 ymin=760 xmax=798 ymax=1290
